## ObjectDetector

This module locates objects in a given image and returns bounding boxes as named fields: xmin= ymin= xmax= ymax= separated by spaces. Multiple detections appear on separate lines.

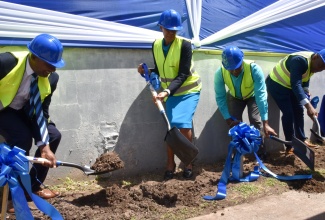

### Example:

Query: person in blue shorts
xmin=137 ymin=9 xmax=202 ymax=180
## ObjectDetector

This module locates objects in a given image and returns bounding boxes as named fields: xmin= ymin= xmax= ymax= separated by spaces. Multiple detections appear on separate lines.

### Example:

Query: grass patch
xmin=264 ymin=177 xmax=286 ymax=187
xmin=49 ymin=177 xmax=101 ymax=192
xmin=232 ymin=183 xmax=260 ymax=198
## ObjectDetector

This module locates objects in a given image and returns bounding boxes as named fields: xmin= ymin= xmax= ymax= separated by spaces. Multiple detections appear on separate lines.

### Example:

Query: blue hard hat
xmin=157 ymin=9 xmax=182 ymax=31
xmin=222 ymin=46 xmax=244 ymax=70
xmin=27 ymin=33 xmax=65 ymax=68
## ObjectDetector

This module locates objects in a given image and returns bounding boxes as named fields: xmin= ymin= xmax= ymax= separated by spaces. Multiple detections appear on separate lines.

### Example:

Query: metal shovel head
xmin=292 ymin=137 xmax=315 ymax=171
xmin=56 ymin=161 xmax=114 ymax=175
xmin=165 ymin=127 xmax=199 ymax=166
xmin=310 ymin=129 xmax=325 ymax=143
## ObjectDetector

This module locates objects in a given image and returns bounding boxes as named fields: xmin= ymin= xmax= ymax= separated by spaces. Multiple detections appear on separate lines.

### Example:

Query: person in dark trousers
xmin=266 ymin=49 xmax=325 ymax=155
xmin=137 ymin=9 xmax=202 ymax=180
xmin=214 ymin=46 xmax=277 ymax=158
xmin=0 ymin=33 xmax=65 ymax=205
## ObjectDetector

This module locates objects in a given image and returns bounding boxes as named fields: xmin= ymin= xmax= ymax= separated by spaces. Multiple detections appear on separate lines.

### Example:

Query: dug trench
xmin=5 ymin=142 xmax=325 ymax=220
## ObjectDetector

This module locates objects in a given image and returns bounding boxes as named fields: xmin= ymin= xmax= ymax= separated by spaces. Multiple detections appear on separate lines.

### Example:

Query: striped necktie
xmin=29 ymin=74 xmax=49 ymax=144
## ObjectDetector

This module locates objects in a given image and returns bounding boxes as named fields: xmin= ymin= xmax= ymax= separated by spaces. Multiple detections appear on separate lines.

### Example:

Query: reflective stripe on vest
xmin=270 ymin=52 xmax=313 ymax=89
xmin=153 ymin=37 xmax=201 ymax=96
xmin=0 ymin=52 xmax=51 ymax=110
xmin=222 ymin=60 xmax=254 ymax=100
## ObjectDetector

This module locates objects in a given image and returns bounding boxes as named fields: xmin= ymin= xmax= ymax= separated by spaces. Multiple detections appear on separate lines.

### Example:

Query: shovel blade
xmin=292 ymin=137 xmax=315 ymax=171
xmin=165 ymin=127 xmax=199 ymax=166
xmin=310 ymin=129 xmax=325 ymax=143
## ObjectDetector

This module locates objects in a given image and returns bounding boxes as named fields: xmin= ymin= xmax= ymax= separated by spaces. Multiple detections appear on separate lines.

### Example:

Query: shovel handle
xmin=1 ymin=184 xmax=9 ymax=220
xmin=313 ymin=115 xmax=321 ymax=135
xmin=269 ymin=135 xmax=292 ymax=145
xmin=26 ymin=156 xmax=48 ymax=164
xmin=148 ymin=83 xmax=165 ymax=113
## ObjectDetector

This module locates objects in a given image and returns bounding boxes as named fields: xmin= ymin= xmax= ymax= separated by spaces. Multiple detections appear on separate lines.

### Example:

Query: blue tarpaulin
xmin=1 ymin=0 xmax=325 ymax=53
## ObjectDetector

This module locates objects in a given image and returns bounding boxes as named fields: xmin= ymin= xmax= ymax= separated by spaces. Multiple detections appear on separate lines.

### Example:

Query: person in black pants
xmin=0 ymin=33 xmax=65 ymax=202
xmin=266 ymin=50 xmax=325 ymax=155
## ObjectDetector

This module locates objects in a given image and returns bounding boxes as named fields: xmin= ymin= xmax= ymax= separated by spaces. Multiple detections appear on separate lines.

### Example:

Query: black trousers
xmin=0 ymin=107 xmax=61 ymax=191
xmin=266 ymin=76 xmax=305 ymax=144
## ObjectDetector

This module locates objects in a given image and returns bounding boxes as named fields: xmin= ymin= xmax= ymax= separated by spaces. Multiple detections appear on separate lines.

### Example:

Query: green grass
xmin=264 ymin=177 xmax=286 ymax=187
xmin=49 ymin=177 xmax=101 ymax=192
xmin=232 ymin=183 xmax=260 ymax=198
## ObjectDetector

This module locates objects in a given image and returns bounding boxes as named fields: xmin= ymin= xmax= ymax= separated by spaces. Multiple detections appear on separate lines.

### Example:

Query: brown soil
xmin=90 ymin=151 xmax=124 ymax=174
xmin=6 ymin=141 xmax=325 ymax=220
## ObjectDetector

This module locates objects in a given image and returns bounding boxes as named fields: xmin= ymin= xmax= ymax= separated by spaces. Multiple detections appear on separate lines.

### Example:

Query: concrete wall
xmin=1 ymin=46 xmax=322 ymax=183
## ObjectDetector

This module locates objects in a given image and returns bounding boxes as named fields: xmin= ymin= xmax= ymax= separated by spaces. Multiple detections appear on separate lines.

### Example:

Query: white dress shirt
xmin=9 ymin=58 xmax=34 ymax=110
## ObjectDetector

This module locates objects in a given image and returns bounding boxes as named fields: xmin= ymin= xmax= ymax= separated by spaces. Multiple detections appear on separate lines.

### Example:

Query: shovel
xmin=310 ymin=115 xmax=325 ymax=143
xmin=269 ymin=135 xmax=315 ymax=170
xmin=141 ymin=64 xmax=199 ymax=166
xmin=26 ymin=156 xmax=109 ymax=175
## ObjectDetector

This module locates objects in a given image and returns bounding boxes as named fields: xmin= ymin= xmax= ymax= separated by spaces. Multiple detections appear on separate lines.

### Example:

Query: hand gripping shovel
xmin=141 ymin=63 xmax=199 ymax=166
xmin=27 ymin=156 xmax=109 ymax=175
xmin=269 ymin=135 xmax=315 ymax=170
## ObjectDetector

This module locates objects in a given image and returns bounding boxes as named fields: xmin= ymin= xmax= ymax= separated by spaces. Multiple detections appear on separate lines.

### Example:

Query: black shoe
xmin=183 ymin=168 xmax=193 ymax=179
xmin=164 ymin=170 xmax=174 ymax=180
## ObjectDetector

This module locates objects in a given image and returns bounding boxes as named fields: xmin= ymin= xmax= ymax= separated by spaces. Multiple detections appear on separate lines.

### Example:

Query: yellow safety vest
xmin=153 ymin=37 xmax=201 ymax=96
xmin=222 ymin=60 xmax=254 ymax=100
xmin=270 ymin=52 xmax=313 ymax=89
xmin=0 ymin=51 xmax=51 ymax=110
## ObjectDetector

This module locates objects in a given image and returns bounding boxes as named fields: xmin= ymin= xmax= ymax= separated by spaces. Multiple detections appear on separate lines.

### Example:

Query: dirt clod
xmin=90 ymin=151 xmax=124 ymax=174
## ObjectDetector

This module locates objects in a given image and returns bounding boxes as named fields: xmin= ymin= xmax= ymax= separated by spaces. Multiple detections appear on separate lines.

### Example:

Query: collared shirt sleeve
xmin=251 ymin=63 xmax=268 ymax=121
xmin=214 ymin=67 xmax=231 ymax=119
xmin=286 ymin=55 xmax=309 ymax=105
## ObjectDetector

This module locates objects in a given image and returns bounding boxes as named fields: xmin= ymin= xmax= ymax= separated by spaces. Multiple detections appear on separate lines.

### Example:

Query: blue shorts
xmin=165 ymin=92 xmax=200 ymax=129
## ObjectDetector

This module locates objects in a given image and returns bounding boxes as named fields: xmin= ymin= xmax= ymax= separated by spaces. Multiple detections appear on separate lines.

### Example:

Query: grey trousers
xmin=227 ymin=92 xmax=265 ymax=152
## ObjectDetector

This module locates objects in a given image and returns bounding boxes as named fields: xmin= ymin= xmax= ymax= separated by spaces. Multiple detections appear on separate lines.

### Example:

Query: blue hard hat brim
xmin=223 ymin=59 xmax=243 ymax=71
xmin=51 ymin=60 xmax=65 ymax=68
xmin=158 ymin=24 xmax=182 ymax=31
xmin=164 ymin=26 xmax=183 ymax=31
xmin=27 ymin=43 xmax=65 ymax=68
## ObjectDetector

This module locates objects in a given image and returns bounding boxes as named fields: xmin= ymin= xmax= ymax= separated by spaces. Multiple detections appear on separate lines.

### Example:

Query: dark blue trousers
xmin=0 ymin=107 xmax=61 ymax=191
xmin=266 ymin=76 xmax=306 ymax=144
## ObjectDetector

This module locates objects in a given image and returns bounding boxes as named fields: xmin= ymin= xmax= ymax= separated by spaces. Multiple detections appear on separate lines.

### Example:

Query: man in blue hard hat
xmin=137 ymin=9 xmax=201 ymax=180
xmin=0 ymin=33 xmax=64 ymax=202
xmin=266 ymin=49 xmax=325 ymax=155
xmin=214 ymin=45 xmax=277 ymax=158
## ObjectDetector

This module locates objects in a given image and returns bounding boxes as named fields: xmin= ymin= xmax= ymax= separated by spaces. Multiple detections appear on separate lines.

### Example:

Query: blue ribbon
xmin=140 ymin=63 xmax=150 ymax=82
xmin=203 ymin=122 xmax=312 ymax=201
xmin=0 ymin=143 xmax=63 ymax=220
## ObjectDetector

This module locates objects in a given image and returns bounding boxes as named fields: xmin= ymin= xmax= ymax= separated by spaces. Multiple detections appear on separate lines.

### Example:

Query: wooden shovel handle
xmin=1 ymin=184 xmax=9 ymax=220
xmin=26 ymin=156 xmax=48 ymax=164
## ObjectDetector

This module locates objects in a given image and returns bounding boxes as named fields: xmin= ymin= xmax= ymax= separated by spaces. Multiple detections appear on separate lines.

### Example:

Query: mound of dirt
xmin=5 ymin=141 xmax=325 ymax=220
xmin=90 ymin=151 xmax=124 ymax=174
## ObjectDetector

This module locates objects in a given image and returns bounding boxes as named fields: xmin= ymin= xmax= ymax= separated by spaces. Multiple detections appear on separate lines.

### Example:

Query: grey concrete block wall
xmin=0 ymin=46 xmax=322 ymax=183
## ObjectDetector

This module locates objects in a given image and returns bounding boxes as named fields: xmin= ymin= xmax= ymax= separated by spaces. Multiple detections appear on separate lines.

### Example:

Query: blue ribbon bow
xmin=0 ymin=143 xmax=63 ymax=220
xmin=203 ymin=122 xmax=312 ymax=201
